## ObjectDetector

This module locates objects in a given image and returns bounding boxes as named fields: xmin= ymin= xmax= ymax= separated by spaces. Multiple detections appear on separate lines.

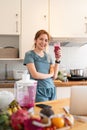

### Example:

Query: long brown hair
xmin=34 ymin=30 xmax=50 ymax=41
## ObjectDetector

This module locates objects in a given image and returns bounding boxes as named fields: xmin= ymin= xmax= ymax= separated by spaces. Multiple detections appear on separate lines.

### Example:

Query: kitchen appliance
xmin=67 ymin=76 xmax=87 ymax=81
xmin=50 ymin=37 xmax=87 ymax=47
xmin=70 ymin=69 xmax=84 ymax=77
xmin=70 ymin=86 xmax=87 ymax=116
xmin=68 ymin=69 xmax=87 ymax=81
xmin=14 ymin=74 xmax=37 ymax=109
xmin=13 ymin=69 xmax=26 ymax=80
xmin=83 ymin=68 xmax=87 ymax=77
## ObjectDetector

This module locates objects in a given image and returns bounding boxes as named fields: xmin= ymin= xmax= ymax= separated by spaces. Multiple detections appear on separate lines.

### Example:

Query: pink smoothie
xmin=54 ymin=43 xmax=60 ymax=54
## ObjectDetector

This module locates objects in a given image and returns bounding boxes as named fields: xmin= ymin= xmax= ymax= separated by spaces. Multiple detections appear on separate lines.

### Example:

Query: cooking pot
xmin=70 ymin=69 xmax=84 ymax=77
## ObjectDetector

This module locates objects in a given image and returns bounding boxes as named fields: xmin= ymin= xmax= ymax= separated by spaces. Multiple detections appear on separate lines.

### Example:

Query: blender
xmin=14 ymin=74 xmax=37 ymax=109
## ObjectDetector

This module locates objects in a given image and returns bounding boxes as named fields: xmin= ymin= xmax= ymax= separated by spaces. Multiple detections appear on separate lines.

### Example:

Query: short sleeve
xmin=23 ymin=51 xmax=34 ymax=65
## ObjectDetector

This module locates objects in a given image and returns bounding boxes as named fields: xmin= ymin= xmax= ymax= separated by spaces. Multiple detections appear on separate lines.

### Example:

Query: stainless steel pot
xmin=70 ymin=69 xmax=84 ymax=77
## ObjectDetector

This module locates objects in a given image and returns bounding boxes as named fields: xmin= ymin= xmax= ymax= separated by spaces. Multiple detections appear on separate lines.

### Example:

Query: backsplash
xmin=0 ymin=60 xmax=26 ymax=80
xmin=49 ymin=44 xmax=87 ymax=73
xmin=0 ymin=35 xmax=19 ymax=48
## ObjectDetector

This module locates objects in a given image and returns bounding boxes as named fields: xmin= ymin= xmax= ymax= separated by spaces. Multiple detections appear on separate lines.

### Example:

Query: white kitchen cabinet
xmin=20 ymin=0 xmax=48 ymax=59
xmin=0 ymin=0 xmax=20 ymax=35
xmin=50 ymin=0 xmax=87 ymax=37
xmin=56 ymin=87 xmax=71 ymax=99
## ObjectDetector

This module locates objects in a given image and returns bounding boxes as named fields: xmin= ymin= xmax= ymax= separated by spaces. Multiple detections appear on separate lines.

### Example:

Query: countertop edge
xmin=0 ymin=80 xmax=87 ymax=88
xmin=54 ymin=80 xmax=87 ymax=87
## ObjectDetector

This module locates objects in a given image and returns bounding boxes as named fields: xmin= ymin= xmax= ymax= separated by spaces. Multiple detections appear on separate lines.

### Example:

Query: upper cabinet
xmin=20 ymin=0 xmax=48 ymax=59
xmin=1 ymin=0 xmax=87 ymax=59
xmin=0 ymin=0 xmax=20 ymax=35
xmin=50 ymin=0 xmax=87 ymax=37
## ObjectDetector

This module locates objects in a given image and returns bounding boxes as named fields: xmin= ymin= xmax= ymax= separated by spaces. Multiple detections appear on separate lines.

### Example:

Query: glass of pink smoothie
xmin=54 ymin=42 xmax=60 ymax=55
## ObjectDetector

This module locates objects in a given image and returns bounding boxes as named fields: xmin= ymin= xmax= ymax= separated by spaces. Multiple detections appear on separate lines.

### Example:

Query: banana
xmin=8 ymin=100 xmax=22 ymax=115
xmin=7 ymin=108 xmax=13 ymax=115
xmin=17 ymin=105 xmax=22 ymax=110
xmin=9 ymin=100 xmax=18 ymax=108
xmin=12 ymin=107 xmax=18 ymax=113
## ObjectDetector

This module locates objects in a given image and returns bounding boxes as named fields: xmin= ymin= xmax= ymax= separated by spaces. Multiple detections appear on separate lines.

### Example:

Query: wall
xmin=0 ymin=60 xmax=26 ymax=80
xmin=49 ymin=44 xmax=87 ymax=73
xmin=0 ymin=35 xmax=19 ymax=48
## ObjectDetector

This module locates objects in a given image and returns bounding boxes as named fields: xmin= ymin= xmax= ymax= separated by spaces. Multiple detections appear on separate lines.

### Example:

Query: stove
xmin=67 ymin=76 xmax=87 ymax=81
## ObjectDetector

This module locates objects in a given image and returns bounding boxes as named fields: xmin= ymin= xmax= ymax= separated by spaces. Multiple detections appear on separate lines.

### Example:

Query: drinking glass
xmin=54 ymin=42 xmax=60 ymax=55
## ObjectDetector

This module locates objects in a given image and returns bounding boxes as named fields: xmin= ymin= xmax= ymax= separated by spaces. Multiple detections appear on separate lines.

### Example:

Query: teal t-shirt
xmin=24 ymin=50 xmax=56 ymax=102
xmin=24 ymin=50 xmax=55 ymax=89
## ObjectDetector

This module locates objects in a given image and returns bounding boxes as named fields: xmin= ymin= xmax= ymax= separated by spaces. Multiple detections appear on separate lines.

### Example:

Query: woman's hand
xmin=53 ymin=48 xmax=62 ymax=80
xmin=54 ymin=48 xmax=62 ymax=61
xmin=49 ymin=64 xmax=54 ymax=76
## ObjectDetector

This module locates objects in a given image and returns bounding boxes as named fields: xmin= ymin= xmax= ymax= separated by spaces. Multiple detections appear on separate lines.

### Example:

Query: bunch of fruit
xmin=7 ymin=100 xmax=22 ymax=115
xmin=39 ymin=108 xmax=74 ymax=130
xmin=22 ymin=108 xmax=74 ymax=130
xmin=0 ymin=100 xmax=75 ymax=130
xmin=0 ymin=111 xmax=13 ymax=130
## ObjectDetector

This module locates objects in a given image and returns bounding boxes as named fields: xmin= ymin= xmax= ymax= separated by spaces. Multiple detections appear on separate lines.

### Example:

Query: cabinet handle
xmin=44 ymin=15 xmax=46 ymax=18
xmin=85 ymin=23 xmax=87 ymax=33
xmin=44 ymin=15 xmax=47 ymax=20
xmin=16 ymin=21 xmax=18 ymax=33
xmin=16 ymin=13 xmax=18 ymax=33
xmin=84 ymin=17 xmax=87 ymax=33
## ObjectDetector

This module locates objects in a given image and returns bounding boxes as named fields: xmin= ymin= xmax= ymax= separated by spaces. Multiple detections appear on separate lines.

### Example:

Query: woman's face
xmin=35 ymin=34 xmax=48 ymax=50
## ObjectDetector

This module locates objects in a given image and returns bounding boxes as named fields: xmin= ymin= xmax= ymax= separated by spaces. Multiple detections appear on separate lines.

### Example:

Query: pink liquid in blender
xmin=22 ymin=83 xmax=37 ymax=109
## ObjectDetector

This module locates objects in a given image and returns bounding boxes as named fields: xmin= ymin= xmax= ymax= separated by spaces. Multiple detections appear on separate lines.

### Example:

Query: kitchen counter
xmin=0 ymin=80 xmax=87 ymax=88
xmin=35 ymin=98 xmax=87 ymax=130
xmin=0 ymin=82 xmax=14 ymax=88
xmin=54 ymin=80 xmax=87 ymax=87
xmin=0 ymin=79 xmax=18 ymax=88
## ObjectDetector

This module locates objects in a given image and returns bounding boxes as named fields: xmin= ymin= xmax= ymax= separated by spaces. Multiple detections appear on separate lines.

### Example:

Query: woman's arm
xmin=26 ymin=63 xmax=53 ymax=79
xmin=49 ymin=63 xmax=59 ymax=80
xmin=53 ymin=49 xmax=62 ymax=80
xmin=53 ymin=63 xmax=59 ymax=79
xmin=49 ymin=64 xmax=54 ymax=75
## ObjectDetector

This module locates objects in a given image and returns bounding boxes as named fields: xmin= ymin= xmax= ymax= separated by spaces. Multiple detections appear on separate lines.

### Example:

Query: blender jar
xmin=14 ymin=74 xmax=37 ymax=109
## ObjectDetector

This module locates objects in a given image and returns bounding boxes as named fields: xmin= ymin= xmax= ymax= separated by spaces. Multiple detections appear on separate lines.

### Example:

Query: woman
xmin=24 ymin=30 xmax=61 ymax=102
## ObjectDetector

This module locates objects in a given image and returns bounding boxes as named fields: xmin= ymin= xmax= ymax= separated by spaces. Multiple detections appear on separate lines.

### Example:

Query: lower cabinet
xmin=56 ymin=87 xmax=71 ymax=99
